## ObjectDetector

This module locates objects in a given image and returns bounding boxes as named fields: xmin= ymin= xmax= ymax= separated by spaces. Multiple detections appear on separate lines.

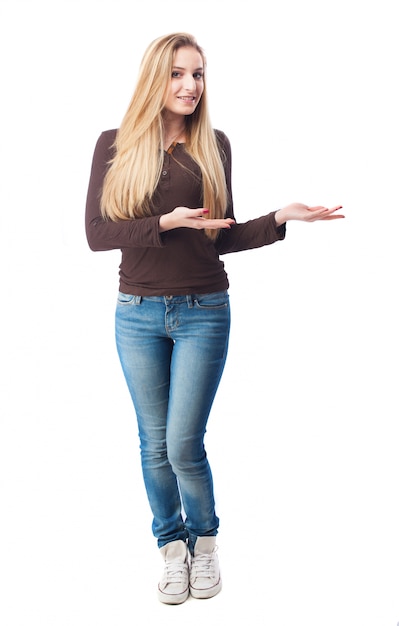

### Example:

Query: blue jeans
xmin=115 ymin=291 xmax=230 ymax=551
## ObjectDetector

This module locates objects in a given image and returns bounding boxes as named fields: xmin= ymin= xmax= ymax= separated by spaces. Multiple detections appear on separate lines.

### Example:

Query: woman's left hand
xmin=275 ymin=203 xmax=345 ymax=226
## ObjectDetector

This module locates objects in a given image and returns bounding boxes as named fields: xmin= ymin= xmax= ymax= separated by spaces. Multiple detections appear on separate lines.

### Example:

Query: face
xmin=163 ymin=46 xmax=204 ymax=118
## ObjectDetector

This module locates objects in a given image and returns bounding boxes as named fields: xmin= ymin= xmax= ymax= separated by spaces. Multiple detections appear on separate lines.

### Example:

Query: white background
xmin=1 ymin=1 xmax=398 ymax=624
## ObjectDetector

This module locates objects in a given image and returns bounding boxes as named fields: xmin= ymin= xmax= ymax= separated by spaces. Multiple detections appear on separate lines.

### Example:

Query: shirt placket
xmin=160 ymin=153 xmax=171 ymax=190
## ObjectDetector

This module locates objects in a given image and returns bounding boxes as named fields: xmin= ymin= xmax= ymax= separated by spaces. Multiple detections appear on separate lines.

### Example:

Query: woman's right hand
xmin=159 ymin=207 xmax=235 ymax=232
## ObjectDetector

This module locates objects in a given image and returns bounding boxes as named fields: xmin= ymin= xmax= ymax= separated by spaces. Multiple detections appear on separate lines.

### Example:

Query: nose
xmin=182 ymin=74 xmax=196 ymax=92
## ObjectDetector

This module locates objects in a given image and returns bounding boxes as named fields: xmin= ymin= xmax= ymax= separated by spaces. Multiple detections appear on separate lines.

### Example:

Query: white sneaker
xmin=158 ymin=539 xmax=189 ymax=604
xmin=189 ymin=536 xmax=222 ymax=599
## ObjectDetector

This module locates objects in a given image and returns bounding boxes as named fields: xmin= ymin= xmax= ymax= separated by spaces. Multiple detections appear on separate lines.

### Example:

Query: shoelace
xmin=164 ymin=562 xmax=187 ymax=583
xmin=191 ymin=552 xmax=216 ymax=578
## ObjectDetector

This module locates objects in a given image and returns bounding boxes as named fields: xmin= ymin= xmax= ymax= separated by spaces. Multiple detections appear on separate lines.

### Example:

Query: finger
xmin=324 ymin=205 xmax=344 ymax=214
xmin=192 ymin=218 xmax=235 ymax=230
xmin=190 ymin=208 xmax=209 ymax=219
xmin=321 ymin=206 xmax=344 ymax=216
xmin=313 ymin=207 xmax=345 ymax=221
xmin=307 ymin=205 xmax=326 ymax=212
xmin=308 ymin=205 xmax=343 ymax=213
xmin=205 ymin=219 xmax=234 ymax=229
xmin=307 ymin=208 xmax=330 ymax=220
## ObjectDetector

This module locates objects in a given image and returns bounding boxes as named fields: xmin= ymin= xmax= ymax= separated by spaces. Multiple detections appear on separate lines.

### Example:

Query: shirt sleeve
xmin=216 ymin=212 xmax=286 ymax=254
xmin=214 ymin=130 xmax=286 ymax=255
xmin=85 ymin=130 xmax=164 ymax=251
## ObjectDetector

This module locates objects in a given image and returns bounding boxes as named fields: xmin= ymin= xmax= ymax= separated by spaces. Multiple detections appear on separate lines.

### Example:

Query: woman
xmin=85 ymin=32 xmax=344 ymax=604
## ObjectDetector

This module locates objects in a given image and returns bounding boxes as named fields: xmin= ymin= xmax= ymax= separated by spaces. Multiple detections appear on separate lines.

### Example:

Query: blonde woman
xmin=85 ymin=32 xmax=344 ymax=605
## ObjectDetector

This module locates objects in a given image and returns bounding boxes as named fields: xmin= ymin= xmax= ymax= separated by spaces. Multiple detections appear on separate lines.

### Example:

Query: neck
xmin=163 ymin=122 xmax=186 ymax=150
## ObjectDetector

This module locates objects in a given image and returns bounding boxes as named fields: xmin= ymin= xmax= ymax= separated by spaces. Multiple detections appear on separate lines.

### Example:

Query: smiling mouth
xmin=178 ymin=96 xmax=196 ymax=102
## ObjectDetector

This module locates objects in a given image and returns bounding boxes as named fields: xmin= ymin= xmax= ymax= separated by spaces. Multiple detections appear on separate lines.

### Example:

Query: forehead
xmin=172 ymin=46 xmax=203 ymax=68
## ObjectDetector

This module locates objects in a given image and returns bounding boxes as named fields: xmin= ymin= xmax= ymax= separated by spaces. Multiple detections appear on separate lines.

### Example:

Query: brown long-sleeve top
xmin=85 ymin=128 xmax=286 ymax=295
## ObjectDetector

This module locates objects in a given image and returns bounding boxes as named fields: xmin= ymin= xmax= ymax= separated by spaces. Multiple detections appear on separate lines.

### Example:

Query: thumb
xmin=194 ymin=208 xmax=209 ymax=217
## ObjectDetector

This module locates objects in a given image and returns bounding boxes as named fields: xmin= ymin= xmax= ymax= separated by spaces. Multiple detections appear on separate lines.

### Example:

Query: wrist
xmin=275 ymin=208 xmax=287 ymax=227
xmin=159 ymin=212 xmax=176 ymax=232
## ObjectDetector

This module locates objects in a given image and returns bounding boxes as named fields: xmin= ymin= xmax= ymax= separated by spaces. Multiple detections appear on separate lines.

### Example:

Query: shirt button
xmin=162 ymin=170 xmax=168 ymax=176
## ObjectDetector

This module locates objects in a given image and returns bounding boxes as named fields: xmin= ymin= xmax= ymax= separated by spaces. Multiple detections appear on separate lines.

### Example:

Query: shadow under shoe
xmin=189 ymin=536 xmax=222 ymax=599
xmin=158 ymin=539 xmax=189 ymax=604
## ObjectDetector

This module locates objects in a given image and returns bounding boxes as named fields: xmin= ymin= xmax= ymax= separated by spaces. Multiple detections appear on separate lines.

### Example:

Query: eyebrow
xmin=172 ymin=66 xmax=204 ymax=71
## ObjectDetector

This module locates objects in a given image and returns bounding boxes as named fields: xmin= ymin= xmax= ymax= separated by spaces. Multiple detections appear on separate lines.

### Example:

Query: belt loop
xmin=133 ymin=295 xmax=142 ymax=305
xmin=187 ymin=294 xmax=194 ymax=308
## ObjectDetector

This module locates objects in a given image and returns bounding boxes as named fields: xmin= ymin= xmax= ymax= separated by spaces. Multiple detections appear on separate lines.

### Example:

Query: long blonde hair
xmin=100 ymin=33 xmax=228 ymax=240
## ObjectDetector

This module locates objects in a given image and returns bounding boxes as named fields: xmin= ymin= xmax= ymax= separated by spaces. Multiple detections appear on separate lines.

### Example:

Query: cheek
xmin=165 ymin=82 xmax=177 ymax=99
xmin=166 ymin=85 xmax=176 ymax=98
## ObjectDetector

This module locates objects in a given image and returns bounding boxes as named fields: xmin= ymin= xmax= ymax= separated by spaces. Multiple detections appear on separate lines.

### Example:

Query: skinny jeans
xmin=115 ymin=291 xmax=230 ymax=551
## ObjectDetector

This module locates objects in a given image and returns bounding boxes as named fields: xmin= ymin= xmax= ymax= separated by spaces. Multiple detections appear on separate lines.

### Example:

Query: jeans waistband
xmin=141 ymin=295 xmax=194 ymax=304
xmin=127 ymin=291 xmax=227 ymax=305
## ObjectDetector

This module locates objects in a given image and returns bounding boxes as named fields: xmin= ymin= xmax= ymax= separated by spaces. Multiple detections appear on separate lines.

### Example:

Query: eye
xmin=193 ymin=72 xmax=203 ymax=80
xmin=171 ymin=71 xmax=181 ymax=78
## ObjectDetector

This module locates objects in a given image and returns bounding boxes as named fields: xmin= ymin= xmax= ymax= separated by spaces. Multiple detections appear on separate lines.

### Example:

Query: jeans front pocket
xmin=117 ymin=292 xmax=141 ymax=306
xmin=193 ymin=291 xmax=229 ymax=310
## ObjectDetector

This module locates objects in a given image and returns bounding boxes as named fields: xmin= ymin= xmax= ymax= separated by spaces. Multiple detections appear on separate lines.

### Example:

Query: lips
xmin=178 ymin=96 xmax=196 ymax=102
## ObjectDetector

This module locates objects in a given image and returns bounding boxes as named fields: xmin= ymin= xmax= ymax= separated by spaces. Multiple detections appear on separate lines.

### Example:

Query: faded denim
xmin=115 ymin=291 xmax=230 ymax=551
